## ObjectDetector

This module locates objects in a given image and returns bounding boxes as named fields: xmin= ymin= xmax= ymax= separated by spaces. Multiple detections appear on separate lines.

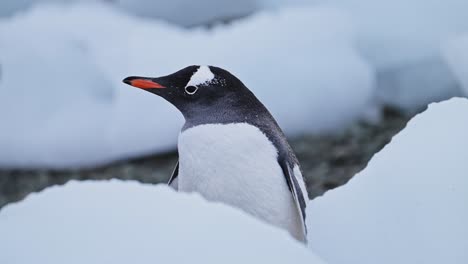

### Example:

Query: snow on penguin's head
xmin=186 ymin=65 xmax=216 ymax=87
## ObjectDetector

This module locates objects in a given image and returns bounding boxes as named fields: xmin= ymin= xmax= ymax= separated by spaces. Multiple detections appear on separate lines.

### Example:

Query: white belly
xmin=178 ymin=123 xmax=304 ymax=241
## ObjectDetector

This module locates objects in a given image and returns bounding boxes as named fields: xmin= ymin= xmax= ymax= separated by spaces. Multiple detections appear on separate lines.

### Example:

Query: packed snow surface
xmin=308 ymin=98 xmax=468 ymax=264
xmin=0 ymin=180 xmax=326 ymax=264
xmin=0 ymin=3 xmax=373 ymax=168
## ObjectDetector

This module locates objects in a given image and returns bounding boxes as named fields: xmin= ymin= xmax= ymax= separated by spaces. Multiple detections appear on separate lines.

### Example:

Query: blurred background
xmin=1 ymin=0 xmax=468 ymax=209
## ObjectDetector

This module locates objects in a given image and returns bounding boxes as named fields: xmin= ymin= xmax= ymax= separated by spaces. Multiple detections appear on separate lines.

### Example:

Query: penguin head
xmin=123 ymin=65 xmax=257 ymax=120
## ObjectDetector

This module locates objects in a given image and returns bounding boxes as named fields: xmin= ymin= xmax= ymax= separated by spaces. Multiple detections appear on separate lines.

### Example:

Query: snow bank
xmin=8 ymin=0 xmax=466 ymax=68
xmin=267 ymin=0 xmax=468 ymax=111
xmin=307 ymin=98 xmax=468 ymax=264
xmin=312 ymin=0 xmax=468 ymax=69
xmin=4 ymin=0 xmax=468 ymax=114
xmin=444 ymin=35 xmax=468 ymax=96
xmin=0 ymin=3 xmax=373 ymax=168
xmin=0 ymin=180 xmax=325 ymax=264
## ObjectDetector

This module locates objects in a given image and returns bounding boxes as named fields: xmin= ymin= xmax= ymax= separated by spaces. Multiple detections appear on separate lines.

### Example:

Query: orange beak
xmin=123 ymin=77 xmax=166 ymax=89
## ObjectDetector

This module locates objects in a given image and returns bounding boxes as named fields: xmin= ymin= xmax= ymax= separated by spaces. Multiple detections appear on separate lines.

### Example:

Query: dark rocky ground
xmin=0 ymin=106 xmax=412 ymax=210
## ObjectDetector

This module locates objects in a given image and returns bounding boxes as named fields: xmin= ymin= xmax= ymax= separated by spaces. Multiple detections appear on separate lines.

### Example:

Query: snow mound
xmin=315 ymin=0 xmax=468 ymax=69
xmin=0 ymin=3 xmax=373 ymax=168
xmin=307 ymin=98 xmax=468 ymax=264
xmin=294 ymin=0 xmax=468 ymax=111
xmin=444 ymin=34 xmax=468 ymax=96
xmin=0 ymin=180 xmax=326 ymax=264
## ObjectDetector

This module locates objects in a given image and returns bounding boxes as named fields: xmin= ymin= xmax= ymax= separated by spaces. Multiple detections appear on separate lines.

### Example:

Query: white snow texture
xmin=309 ymin=0 xmax=468 ymax=110
xmin=0 ymin=180 xmax=325 ymax=264
xmin=308 ymin=98 xmax=468 ymax=264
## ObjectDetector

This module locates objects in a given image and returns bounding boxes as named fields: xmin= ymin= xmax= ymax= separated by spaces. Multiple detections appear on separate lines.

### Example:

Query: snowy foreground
xmin=308 ymin=98 xmax=468 ymax=264
xmin=0 ymin=3 xmax=372 ymax=169
xmin=0 ymin=181 xmax=326 ymax=264
xmin=1 ymin=98 xmax=467 ymax=263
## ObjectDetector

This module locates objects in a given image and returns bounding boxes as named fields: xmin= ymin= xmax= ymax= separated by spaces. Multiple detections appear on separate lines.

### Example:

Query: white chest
xmin=177 ymin=123 xmax=303 ymax=240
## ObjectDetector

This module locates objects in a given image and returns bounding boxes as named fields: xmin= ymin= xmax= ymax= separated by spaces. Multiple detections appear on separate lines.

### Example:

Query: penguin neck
xmin=179 ymin=93 xmax=298 ymax=167
xmin=181 ymin=92 xmax=271 ymax=131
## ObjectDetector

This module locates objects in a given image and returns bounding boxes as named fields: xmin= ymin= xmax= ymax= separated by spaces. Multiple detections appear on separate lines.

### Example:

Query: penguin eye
xmin=185 ymin=85 xmax=198 ymax=95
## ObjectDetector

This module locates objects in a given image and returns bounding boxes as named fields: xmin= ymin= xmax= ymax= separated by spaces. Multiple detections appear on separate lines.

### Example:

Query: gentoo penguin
xmin=123 ymin=66 xmax=309 ymax=243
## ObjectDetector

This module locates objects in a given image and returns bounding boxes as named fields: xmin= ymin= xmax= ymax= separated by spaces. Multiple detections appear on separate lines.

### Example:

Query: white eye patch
xmin=186 ymin=66 xmax=215 ymax=87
